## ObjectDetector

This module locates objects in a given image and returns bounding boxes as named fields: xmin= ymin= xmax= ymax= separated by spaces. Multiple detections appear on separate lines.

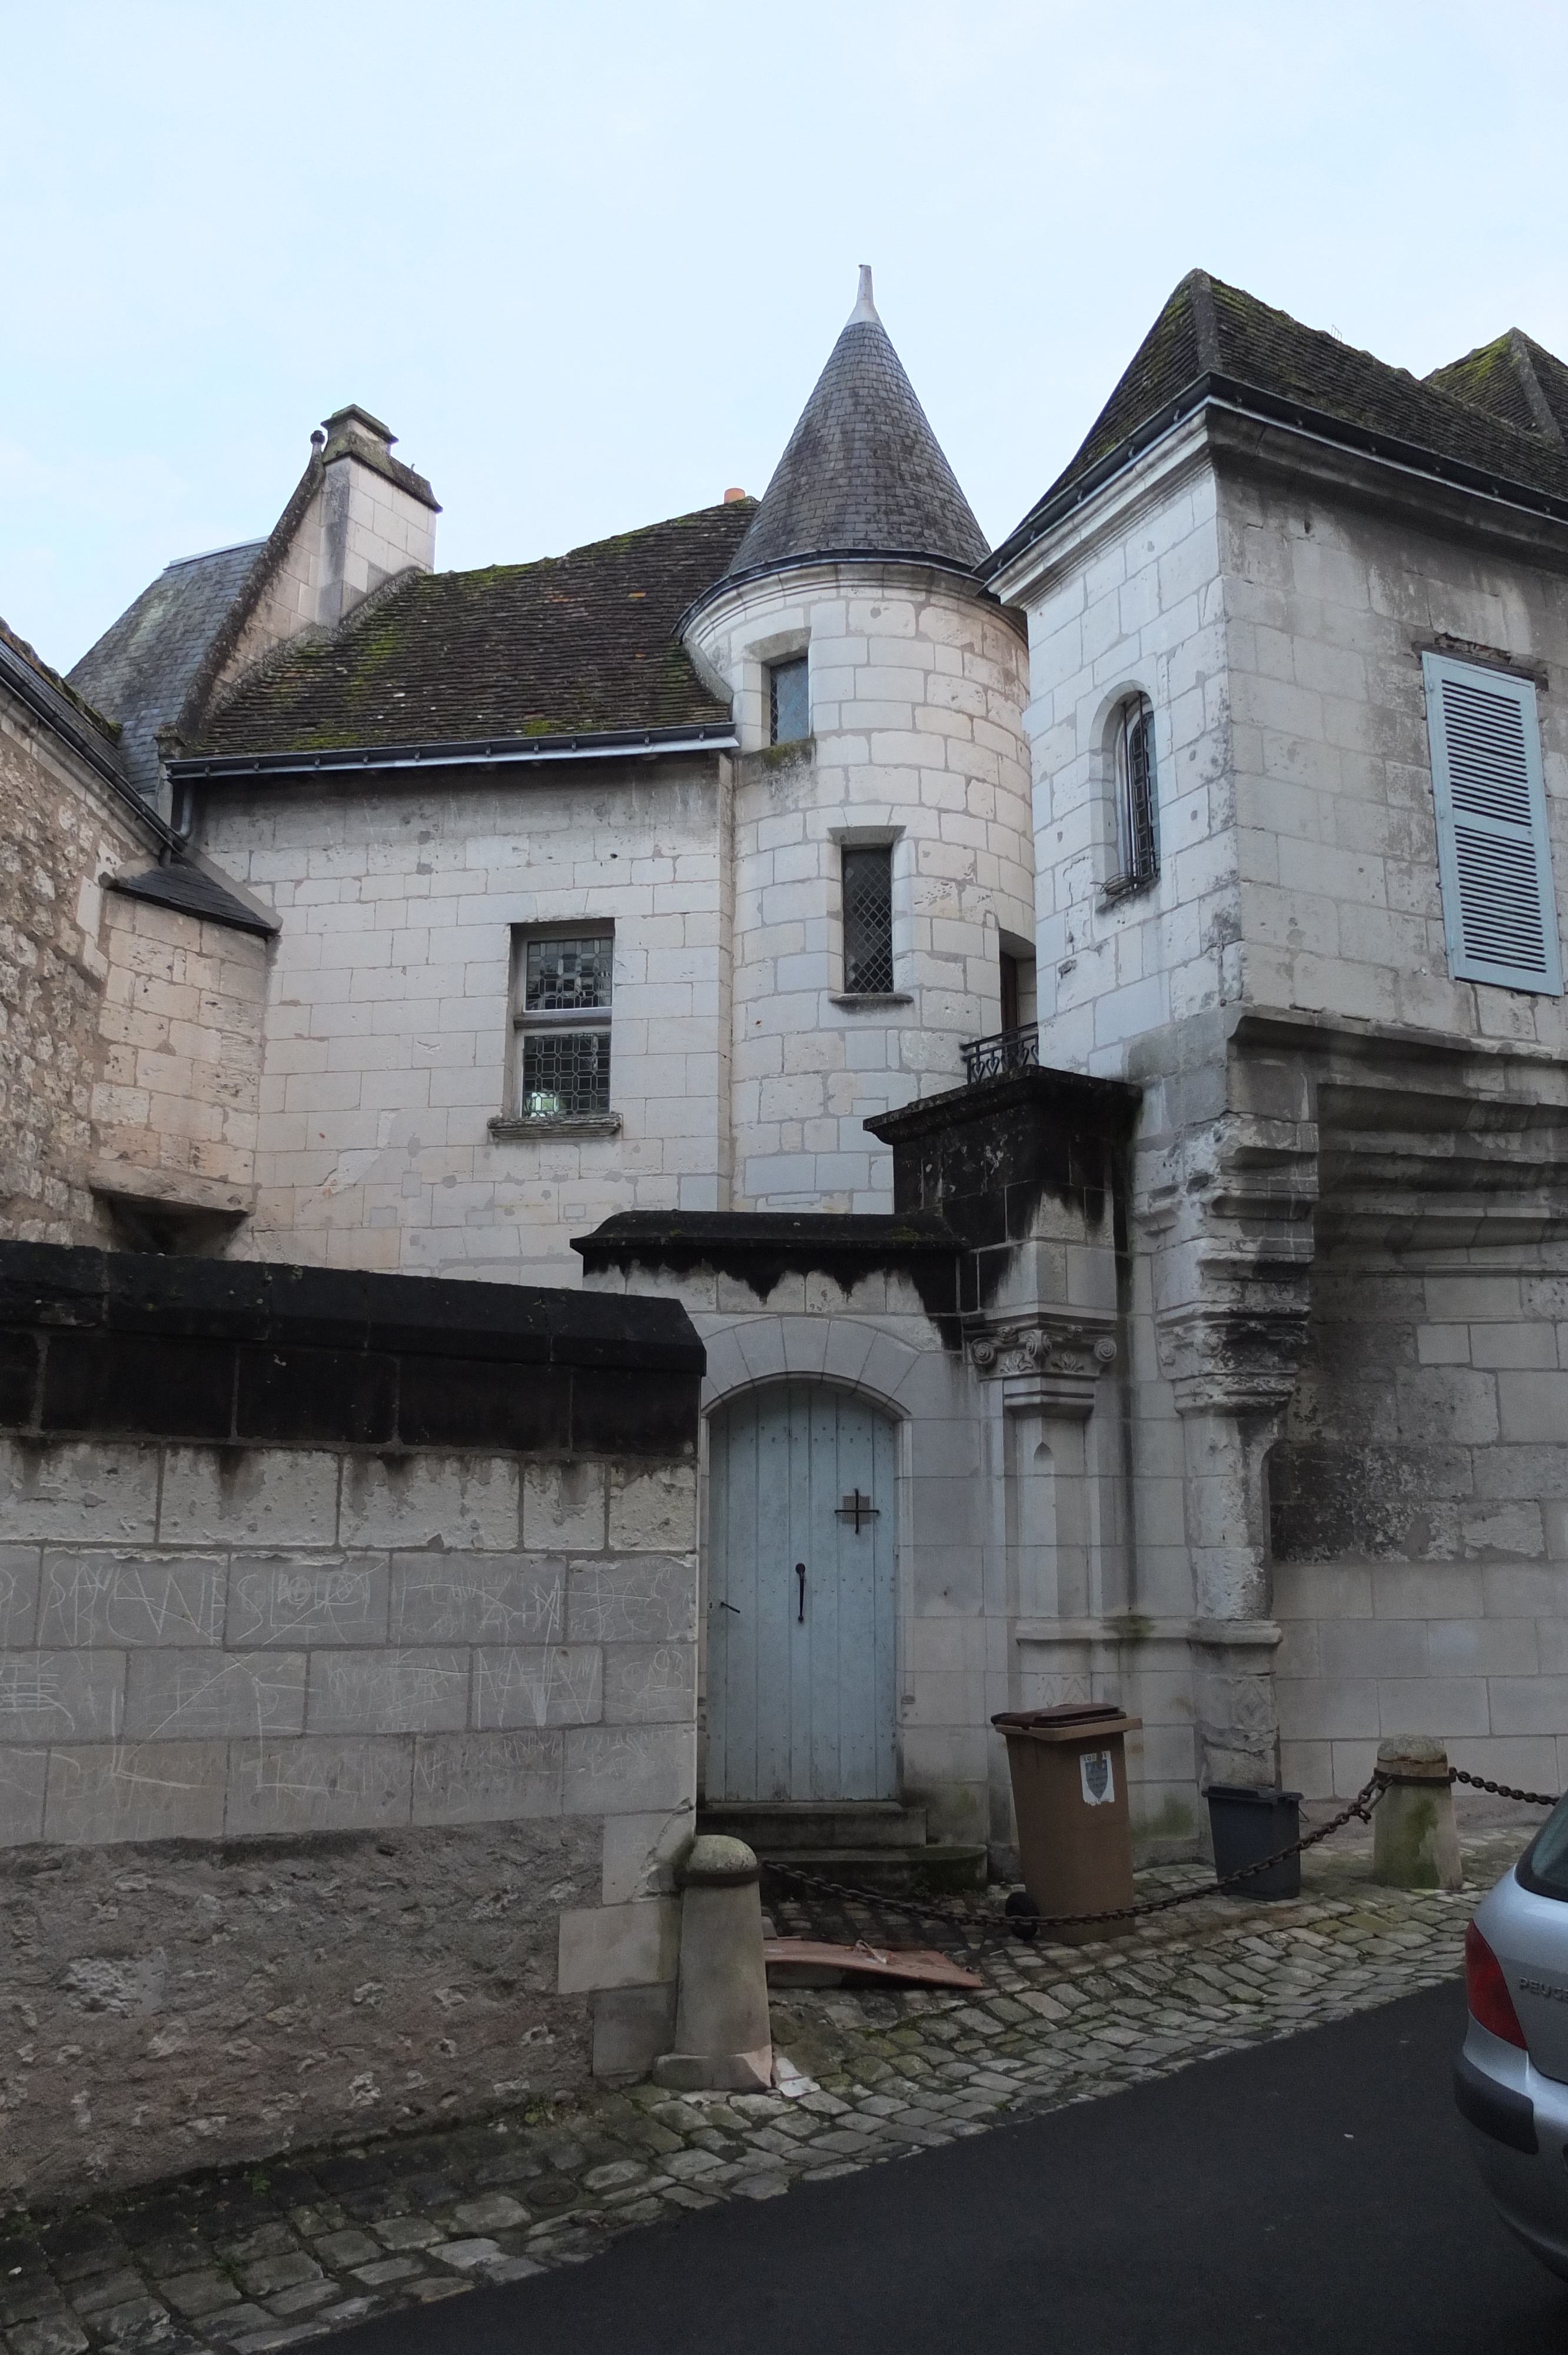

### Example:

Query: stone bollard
xmin=1373 ymin=1736 xmax=1464 ymax=1892
xmin=652 ymin=1835 xmax=772 ymax=2094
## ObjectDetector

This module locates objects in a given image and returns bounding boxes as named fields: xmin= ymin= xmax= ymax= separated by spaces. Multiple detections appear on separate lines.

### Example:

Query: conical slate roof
xmin=726 ymin=268 xmax=988 ymax=578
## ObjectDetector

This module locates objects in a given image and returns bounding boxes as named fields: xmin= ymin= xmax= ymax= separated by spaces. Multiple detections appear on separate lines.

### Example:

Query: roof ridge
xmin=0 ymin=613 xmax=120 ymax=741
xmin=1188 ymin=268 xmax=1221 ymax=373
xmin=1507 ymin=328 xmax=1565 ymax=443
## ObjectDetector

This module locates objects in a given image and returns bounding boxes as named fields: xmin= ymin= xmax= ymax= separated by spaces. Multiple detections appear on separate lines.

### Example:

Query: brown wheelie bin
xmin=992 ymin=1700 xmax=1142 ymax=1945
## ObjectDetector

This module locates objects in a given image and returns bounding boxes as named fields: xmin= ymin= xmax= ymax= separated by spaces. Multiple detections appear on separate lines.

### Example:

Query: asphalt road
xmin=333 ymin=1981 xmax=1567 ymax=2355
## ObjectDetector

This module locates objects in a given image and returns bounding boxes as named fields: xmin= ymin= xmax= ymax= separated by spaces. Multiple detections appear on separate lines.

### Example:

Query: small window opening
xmin=1111 ymin=693 xmax=1159 ymax=890
xmin=1000 ymin=950 xmax=1021 ymax=1034
xmin=842 ymin=845 xmax=894 ymax=994
xmin=769 ymin=656 xmax=810 ymax=746
xmin=512 ymin=930 xmax=613 ymax=1116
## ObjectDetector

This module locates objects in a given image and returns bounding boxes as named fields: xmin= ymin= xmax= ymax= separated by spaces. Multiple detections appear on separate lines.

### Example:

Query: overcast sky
xmin=5 ymin=0 xmax=1566 ymax=672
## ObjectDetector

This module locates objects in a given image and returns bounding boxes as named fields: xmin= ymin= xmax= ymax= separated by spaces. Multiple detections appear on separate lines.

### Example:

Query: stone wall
xmin=92 ymin=890 xmax=268 ymax=1228
xmin=194 ymin=757 xmax=729 ymax=1285
xmin=0 ymin=1245 xmax=702 ymax=2207
xmin=0 ymin=679 xmax=143 ymax=1246
xmin=687 ymin=560 xmax=1034 ymax=1210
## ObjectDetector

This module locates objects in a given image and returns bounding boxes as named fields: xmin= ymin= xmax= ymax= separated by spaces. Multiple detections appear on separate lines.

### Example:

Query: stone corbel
xmin=967 ymin=1312 xmax=1118 ymax=1421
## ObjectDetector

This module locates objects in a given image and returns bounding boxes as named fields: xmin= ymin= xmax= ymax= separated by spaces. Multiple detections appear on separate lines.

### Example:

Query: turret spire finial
xmin=849 ymin=264 xmax=879 ymax=325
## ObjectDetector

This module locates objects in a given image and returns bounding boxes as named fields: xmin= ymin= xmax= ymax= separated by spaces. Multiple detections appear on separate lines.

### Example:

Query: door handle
xmin=796 ymin=1563 xmax=806 ymax=1624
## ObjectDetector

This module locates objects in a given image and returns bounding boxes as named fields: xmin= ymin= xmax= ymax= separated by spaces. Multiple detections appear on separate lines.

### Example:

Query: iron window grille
xmin=1109 ymin=693 xmax=1159 ymax=893
xmin=769 ymin=657 xmax=810 ymax=746
xmin=842 ymin=845 xmax=895 ymax=994
xmin=513 ymin=931 xmax=613 ymax=1117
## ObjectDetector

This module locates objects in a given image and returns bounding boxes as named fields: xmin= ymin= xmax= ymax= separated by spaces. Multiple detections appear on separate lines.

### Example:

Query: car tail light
xmin=1466 ymin=1921 xmax=1527 ymax=2049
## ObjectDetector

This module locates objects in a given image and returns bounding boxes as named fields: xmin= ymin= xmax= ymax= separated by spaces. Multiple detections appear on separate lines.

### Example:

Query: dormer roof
xmin=724 ymin=267 xmax=988 ymax=582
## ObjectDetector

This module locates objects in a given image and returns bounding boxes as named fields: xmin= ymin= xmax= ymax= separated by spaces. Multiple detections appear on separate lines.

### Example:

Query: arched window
xmin=1110 ymin=692 xmax=1158 ymax=891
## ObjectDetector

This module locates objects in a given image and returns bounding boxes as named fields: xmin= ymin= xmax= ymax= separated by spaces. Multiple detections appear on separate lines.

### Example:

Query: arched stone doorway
xmin=706 ymin=1381 xmax=898 ymax=1802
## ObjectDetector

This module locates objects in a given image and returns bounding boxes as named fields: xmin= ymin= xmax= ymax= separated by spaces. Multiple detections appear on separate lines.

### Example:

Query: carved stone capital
xmin=967 ymin=1312 xmax=1118 ymax=1421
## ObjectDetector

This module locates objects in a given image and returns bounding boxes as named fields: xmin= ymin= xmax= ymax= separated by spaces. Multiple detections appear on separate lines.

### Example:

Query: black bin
xmin=1207 ymin=1785 xmax=1303 ymax=1900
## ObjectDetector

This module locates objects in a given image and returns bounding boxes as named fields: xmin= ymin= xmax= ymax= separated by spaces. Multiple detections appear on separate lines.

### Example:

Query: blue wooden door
xmin=707 ymin=1383 xmax=897 ymax=1802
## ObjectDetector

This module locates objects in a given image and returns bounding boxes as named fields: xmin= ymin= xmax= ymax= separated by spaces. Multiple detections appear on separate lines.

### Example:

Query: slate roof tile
xmin=69 ymin=543 xmax=267 ymax=800
xmin=726 ymin=271 xmax=988 ymax=580
xmin=994 ymin=271 xmax=1568 ymax=569
xmin=198 ymin=502 xmax=753 ymax=757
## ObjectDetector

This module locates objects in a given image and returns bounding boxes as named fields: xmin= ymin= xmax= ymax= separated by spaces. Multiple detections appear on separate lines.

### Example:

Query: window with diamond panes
xmin=513 ymin=931 xmax=613 ymax=1117
xmin=770 ymin=657 xmax=809 ymax=745
xmin=842 ymin=845 xmax=895 ymax=994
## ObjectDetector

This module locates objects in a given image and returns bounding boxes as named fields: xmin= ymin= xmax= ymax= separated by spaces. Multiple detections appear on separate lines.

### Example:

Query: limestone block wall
xmin=0 ymin=1245 xmax=703 ymax=2206
xmin=1272 ymin=1252 xmax=1568 ymax=1805
xmin=997 ymin=427 xmax=1232 ymax=1072
xmin=92 ymin=891 xmax=268 ymax=1222
xmin=686 ymin=561 xmax=1034 ymax=1209
xmin=192 ymin=757 xmax=729 ymax=1285
xmin=0 ymin=682 xmax=148 ymax=1245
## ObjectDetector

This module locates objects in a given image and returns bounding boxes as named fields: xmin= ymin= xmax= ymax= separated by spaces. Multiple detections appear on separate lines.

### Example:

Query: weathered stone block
xmin=124 ymin=1648 xmax=305 ymax=1740
xmin=44 ymin=1741 xmax=228 ymax=1842
xmin=591 ymin=1981 xmax=677 ymax=2075
xmin=471 ymin=1646 xmax=602 ymax=1729
xmin=606 ymin=1464 xmax=696 ymax=1553
xmin=0 ymin=1545 xmax=38 ymax=1648
xmin=158 ymin=1447 xmax=340 ymax=1548
xmin=563 ymin=1723 xmax=695 ymax=1816
xmin=600 ymin=1805 xmax=696 ymax=1903
xmin=521 ymin=1464 xmax=606 ymax=1551
xmin=339 ymin=1455 xmax=520 ymax=1551
xmin=0 ymin=1743 xmax=47 ymax=1842
xmin=306 ymin=1648 xmax=469 ymax=1735
xmin=391 ymin=1554 xmax=564 ymax=1645
xmin=39 ymin=1551 xmax=225 ymax=1648
xmin=602 ymin=1642 xmax=696 ymax=1724
xmin=410 ymin=1729 xmax=563 ymax=1823
xmin=0 ymin=1439 xmax=159 ymax=1545
xmin=227 ymin=1555 xmax=388 ymax=1648
xmin=0 ymin=1647 xmax=125 ymax=1743
xmin=225 ymin=1736 xmax=413 ymax=1833
xmin=567 ymin=1557 xmax=696 ymax=1643
xmin=557 ymin=1896 xmax=679 ymax=1993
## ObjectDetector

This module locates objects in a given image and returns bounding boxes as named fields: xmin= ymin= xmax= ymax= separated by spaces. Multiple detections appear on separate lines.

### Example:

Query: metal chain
xmin=765 ymin=1773 xmax=1389 ymax=1941
xmin=1450 ymin=1767 xmax=1560 ymax=1808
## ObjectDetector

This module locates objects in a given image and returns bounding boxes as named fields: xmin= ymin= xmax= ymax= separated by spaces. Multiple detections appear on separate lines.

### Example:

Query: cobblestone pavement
xmin=0 ymin=1827 xmax=1534 ymax=2355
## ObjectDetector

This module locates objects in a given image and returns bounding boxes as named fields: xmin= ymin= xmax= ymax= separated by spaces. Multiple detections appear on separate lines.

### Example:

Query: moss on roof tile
xmin=200 ymin=500 xmax=755 ymax=758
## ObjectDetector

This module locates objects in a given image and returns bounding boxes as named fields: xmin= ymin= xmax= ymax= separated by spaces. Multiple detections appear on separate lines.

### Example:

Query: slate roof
xmin=196 ymin=502 xmax=755 ymax=758
xmin=992 ymin=271 xmax=1568 ymax=570
xmin=1426 ymin=329 xmax=1568 ymax=445
xmin=0 ymin=614 xmax=121 ymax=749
xmin=70 ymin=542 xmax=267 ymax=800
xmin=108 ymin=860 xmax=279 ymax=936
xmin=724 ymin=270 xmax=988 ymax=581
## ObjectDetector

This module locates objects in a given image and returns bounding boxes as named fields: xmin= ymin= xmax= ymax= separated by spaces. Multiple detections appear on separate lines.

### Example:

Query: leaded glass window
xmin=842 ymin=845 xmax=894 ymax=994
xmin=513 ymin=931 xmax=613 ymax=1117
xmin=770 ymin=657 xmax=810 ymax=746
xmin=1112 ymin=694 xmax=1159 ymax=888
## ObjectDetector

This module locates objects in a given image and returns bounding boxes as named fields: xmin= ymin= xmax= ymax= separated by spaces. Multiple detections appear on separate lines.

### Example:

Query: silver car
xmin=1457 ymin=1800 xmax=1568 ymax=2278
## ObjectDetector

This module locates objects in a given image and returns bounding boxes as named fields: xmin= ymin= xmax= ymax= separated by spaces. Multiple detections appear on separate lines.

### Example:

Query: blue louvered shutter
xmin=1423 ymin=652 xmax=1562 ymax=996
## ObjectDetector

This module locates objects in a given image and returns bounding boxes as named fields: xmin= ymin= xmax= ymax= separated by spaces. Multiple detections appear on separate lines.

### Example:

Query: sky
xmin=4 ymin=0 xmax=1567 ymax=674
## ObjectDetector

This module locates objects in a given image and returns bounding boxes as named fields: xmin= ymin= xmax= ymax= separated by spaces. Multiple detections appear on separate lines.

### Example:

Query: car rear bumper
xmin=1457 ymin=2021 xmax=1568 ymax=2279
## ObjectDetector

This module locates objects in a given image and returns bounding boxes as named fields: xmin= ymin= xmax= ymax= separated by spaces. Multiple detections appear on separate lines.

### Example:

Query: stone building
xmin=6 ymin=264 xmax=1568 ymax=1935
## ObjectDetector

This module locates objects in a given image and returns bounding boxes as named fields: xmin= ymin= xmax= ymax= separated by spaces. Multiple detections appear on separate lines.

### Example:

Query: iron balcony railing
xmin=960 ymin=1023 xmax=1040 ymax=1084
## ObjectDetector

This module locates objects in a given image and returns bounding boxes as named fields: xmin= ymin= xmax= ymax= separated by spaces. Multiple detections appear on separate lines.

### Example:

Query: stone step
xmin=699 ymin=1800 xmax=928 ymax=1852
xmin=756 ymin=1844 xmax=989 ymax=1897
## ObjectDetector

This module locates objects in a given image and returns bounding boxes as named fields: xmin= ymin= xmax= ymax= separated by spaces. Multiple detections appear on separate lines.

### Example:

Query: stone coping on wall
xmin=0 ymin=1243 xmax=705 ymax=1459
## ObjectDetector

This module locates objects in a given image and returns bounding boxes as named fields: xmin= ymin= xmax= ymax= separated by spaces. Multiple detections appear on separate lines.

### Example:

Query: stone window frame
xmin=828 ymin=824 xmax=912 ymax=1007
xmin=490 ymin=923 xmax=623 ymax=1141
xmin=1099 ymin=688 xmax=1161 ymax=906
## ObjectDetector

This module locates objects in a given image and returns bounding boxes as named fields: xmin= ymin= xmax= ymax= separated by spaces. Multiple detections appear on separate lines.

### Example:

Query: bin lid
xmin=992 ymin=1701 xmax=1141 ymax=1743
xmin=1205 ymin=1784 xmax=1303 ymax=1806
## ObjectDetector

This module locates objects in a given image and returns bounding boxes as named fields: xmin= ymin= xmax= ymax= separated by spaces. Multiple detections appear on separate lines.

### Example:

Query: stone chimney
xmin=315 ymin=404 xmax=440 ymax=628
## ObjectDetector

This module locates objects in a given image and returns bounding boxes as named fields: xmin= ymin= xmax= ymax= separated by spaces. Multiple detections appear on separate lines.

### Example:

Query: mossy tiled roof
xmin=994 ymin=271 xmax=1568 ymax=568
xmin=1426 ymin=328 xmax=1568 ymax=445
xmin=71 ymin=543 xmax=265 ymax=799
xmin=198 ymin=500 xmax=754 ymax=757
